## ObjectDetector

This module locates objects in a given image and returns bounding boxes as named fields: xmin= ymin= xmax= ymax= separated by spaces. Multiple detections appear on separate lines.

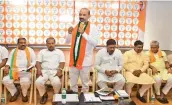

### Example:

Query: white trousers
xmin=97 ymin=78 xmax=125 ymax=90
xmin=35 ymin=73 xmax=61 ymax=96
xmin=154 ymin=76 xmax=172 ymax=95
xmin=126 ymin=83 xmax=151 ymax=97
xmin=69 ymin=66 xmax=91 ymax=92
xmin=3 ymin=72 xmax=31 ymax=97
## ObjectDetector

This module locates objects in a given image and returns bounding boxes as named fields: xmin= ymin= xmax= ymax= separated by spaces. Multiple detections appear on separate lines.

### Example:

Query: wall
xmin=144 ymin=1 xmax=172 ymax=50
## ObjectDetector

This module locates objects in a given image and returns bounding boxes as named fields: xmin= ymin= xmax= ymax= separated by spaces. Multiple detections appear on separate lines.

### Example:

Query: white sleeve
xmin=116 ymin=50 xmax=123 ymax=72
xmin=6 ymin=49 xmax=15 ymax=66
xmin=65 ymin=33 xmax=72 ymax=44
xmin=82 ymin=24 xmax=99 ymax=47
xmin=1 ymin=47 xmax=8 ymax=59
xmin=59 ymin=50 xmax=65 ymax=62
xmin=95 ymin=50 xmax=106 ymax=73
xmin=30 ymin=48 xmax=36 ymax=67
xmin=36 ymin=50 xmax=43 ymax=62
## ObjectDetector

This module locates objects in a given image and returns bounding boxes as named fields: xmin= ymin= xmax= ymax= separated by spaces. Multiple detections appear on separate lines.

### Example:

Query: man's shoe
xmin=9 ymin=89 xmax=20 ymax=102
xmin=156 ymin=97 xmax=167 ymax=104
xmin=136 ymin=92 xmax=146 ymax=103
xmin=22 ymin=94 xmax=28 ymax=102
xmin=129 ymin=100 xmax=136 ymax=105
xmin=40 ymin=92 xmax=48 ymax=104
xmin=162 ymin=97 xmax=169 ymax=103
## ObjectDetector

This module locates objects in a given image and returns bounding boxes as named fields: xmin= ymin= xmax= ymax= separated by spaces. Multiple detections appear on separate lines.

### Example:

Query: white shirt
xmin=0 ymin=45 xmax=8 ymax=63
xmin=37 ymin=49 xmax=65 ymax=71
xmin=66 ymin=23 xmax=99 ymax=67
xmin=95 ymin=48 xmax=124 ymax=83
xmin=6 ymin=47 xmax=36 ymax=71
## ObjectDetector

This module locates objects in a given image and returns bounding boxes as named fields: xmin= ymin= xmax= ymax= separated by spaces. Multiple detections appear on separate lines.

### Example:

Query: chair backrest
xmin=167 ymin=54 xmax=172 ymax=66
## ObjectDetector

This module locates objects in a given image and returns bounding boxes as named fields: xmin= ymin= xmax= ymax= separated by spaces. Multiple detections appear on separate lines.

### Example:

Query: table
xmin=52 ymin=93 xmax=134 ymax=105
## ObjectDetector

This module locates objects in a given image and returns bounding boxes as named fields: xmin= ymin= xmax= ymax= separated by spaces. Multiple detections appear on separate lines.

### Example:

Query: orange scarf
xmin=10 ymin=47 xmax=31 ymax=80
xmin=149 ymin=50 xmax=162 ymax=63
xmin=69 ymin=22 xmax=90 ymax=70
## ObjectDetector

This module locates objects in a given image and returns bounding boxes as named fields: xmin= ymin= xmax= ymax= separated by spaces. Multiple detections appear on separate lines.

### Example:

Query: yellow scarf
xmin=10 ymin=47 xmax=31 ymax=80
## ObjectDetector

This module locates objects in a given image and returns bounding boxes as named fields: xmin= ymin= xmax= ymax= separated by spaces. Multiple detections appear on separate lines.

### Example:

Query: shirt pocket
xmin=102 ymin=57 xmax=111 ymax=64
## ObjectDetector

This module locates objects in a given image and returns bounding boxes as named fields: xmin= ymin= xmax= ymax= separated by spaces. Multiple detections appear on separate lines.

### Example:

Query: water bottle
xmin=61 ymin=88 xmax=66 ymax=104
xmin=151 ymin=95 xmax=155 ymax=104
xmin=1 ymin=94 xmax=5 ymax=105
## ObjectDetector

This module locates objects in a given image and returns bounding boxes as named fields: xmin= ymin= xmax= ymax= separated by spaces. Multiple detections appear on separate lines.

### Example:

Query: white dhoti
xmin=35 ymin=70 xmax=61 ymax=96
xmin=69 ymin=66 xmax=91 ymax=92
xmin=3 ymin=72 xmax=31 ymax=96
xmin=97 ymin=73 xmax=125 ymax=90
xmin=153 ymin=74 xmax=172 ymax=95
xmin=126 ymin=83 xmax=151 ymax=97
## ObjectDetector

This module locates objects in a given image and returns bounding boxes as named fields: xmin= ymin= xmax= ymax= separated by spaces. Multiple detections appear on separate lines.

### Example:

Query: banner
xmin=0 ymin=0 xmax=146 ymax=47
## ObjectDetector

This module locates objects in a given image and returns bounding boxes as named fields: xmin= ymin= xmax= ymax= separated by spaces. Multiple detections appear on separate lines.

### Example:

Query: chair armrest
xmin=122 ymin=69 xmax=126 ymax=78
xmin=147 ymin=68 xmax=152 ymax=76
xmin=0 ymin=67 xmax=4 ymax=80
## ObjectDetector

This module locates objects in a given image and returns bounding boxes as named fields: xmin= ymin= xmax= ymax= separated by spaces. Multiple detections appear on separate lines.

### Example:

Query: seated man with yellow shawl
xmin=3 ymin=38 xmax=36 ymax=102
xmin=146 ymin=41 xmax=172 ymax=104
xmin=123 ymin=40 xmax=155 ymax=103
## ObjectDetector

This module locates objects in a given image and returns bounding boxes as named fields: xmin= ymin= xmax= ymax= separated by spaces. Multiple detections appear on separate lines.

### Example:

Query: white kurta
xmin=65 ymin=23 xmax=99 ymax=67
xmin=0 ymin=45 xmax=8 ymax=63
xmin=36 ymin=49 xmax=65 ymax=76
xmin=6 ymin=47 xmax=36 ymax=71
xmin=95 ymin=48 xmax=124 ymax=83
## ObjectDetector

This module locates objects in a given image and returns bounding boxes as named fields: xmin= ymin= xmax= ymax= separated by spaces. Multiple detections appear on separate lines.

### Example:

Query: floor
xmin=3 ymin=88 xmax=172 ymax=105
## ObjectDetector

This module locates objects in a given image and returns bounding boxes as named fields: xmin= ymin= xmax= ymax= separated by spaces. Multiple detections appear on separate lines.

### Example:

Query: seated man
xmin=0 ymin=45 xmax=8 ymax=69
xmin=35 ymin=37 xmax=65 ymax=104
xmin=123 ymin=40 xmax=155 ymax=103
xmin=146 ymin=41 xmax=172 ymax=104
xmin=95 ymin=39 xmax=125 ymax=90
xmin=3 ymin=37 xmax=36 ymax=102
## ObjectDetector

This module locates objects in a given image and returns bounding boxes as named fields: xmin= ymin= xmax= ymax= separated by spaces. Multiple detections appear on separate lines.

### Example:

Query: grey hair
xmin=150 ymin=40 xmax=159 ymax=46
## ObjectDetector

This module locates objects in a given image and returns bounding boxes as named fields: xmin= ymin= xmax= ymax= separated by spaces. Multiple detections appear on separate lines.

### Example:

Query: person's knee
xmin=35 ymin=78 xmax=44 ymax=87
xmin=154 ymin=76 xmax=162 ymax=83
xmin=167 ymin=77 xmax=172 ymax=83
xmin=52 ymin=80 xmax=61 ymax=87
xmin=120 ymin=78 xmax=126 ymax=84
xmin=20 ymin=78 xmax=30 ymax=84
xmin=2 ymin=76 xmax=13 ymax=85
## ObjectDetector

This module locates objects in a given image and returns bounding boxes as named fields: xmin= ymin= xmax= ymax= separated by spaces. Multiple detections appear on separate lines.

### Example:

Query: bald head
xmin=80 ymin=8 xmax=90 ymax=15
xmin=79 ymin=8 xmax=90 ymax=22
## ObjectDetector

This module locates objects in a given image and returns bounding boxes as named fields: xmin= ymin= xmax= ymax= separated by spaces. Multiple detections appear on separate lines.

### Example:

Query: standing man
xmin=123 ymin=40 xmax=155 ymax=103
xmin=66 ymin=8 xmax=99 ymax=92
xmin=146 ymin=41 xmax=172 ymax=104
xmin=3 ymin=38 xmax=36 ymax=102
xmin=95 ymin=39 xmax=125 ymax=90
xmin=35 ymin=37 xmax=65 ymax=104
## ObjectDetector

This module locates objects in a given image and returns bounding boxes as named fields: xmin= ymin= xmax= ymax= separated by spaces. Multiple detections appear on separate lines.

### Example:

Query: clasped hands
xmin=37 ymin=69 xmax=63 ymax=78
xmin=132 ymin=70 xmax=142 ymax=77
xmin=105 ymin=70 xmax=118 ymax=77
